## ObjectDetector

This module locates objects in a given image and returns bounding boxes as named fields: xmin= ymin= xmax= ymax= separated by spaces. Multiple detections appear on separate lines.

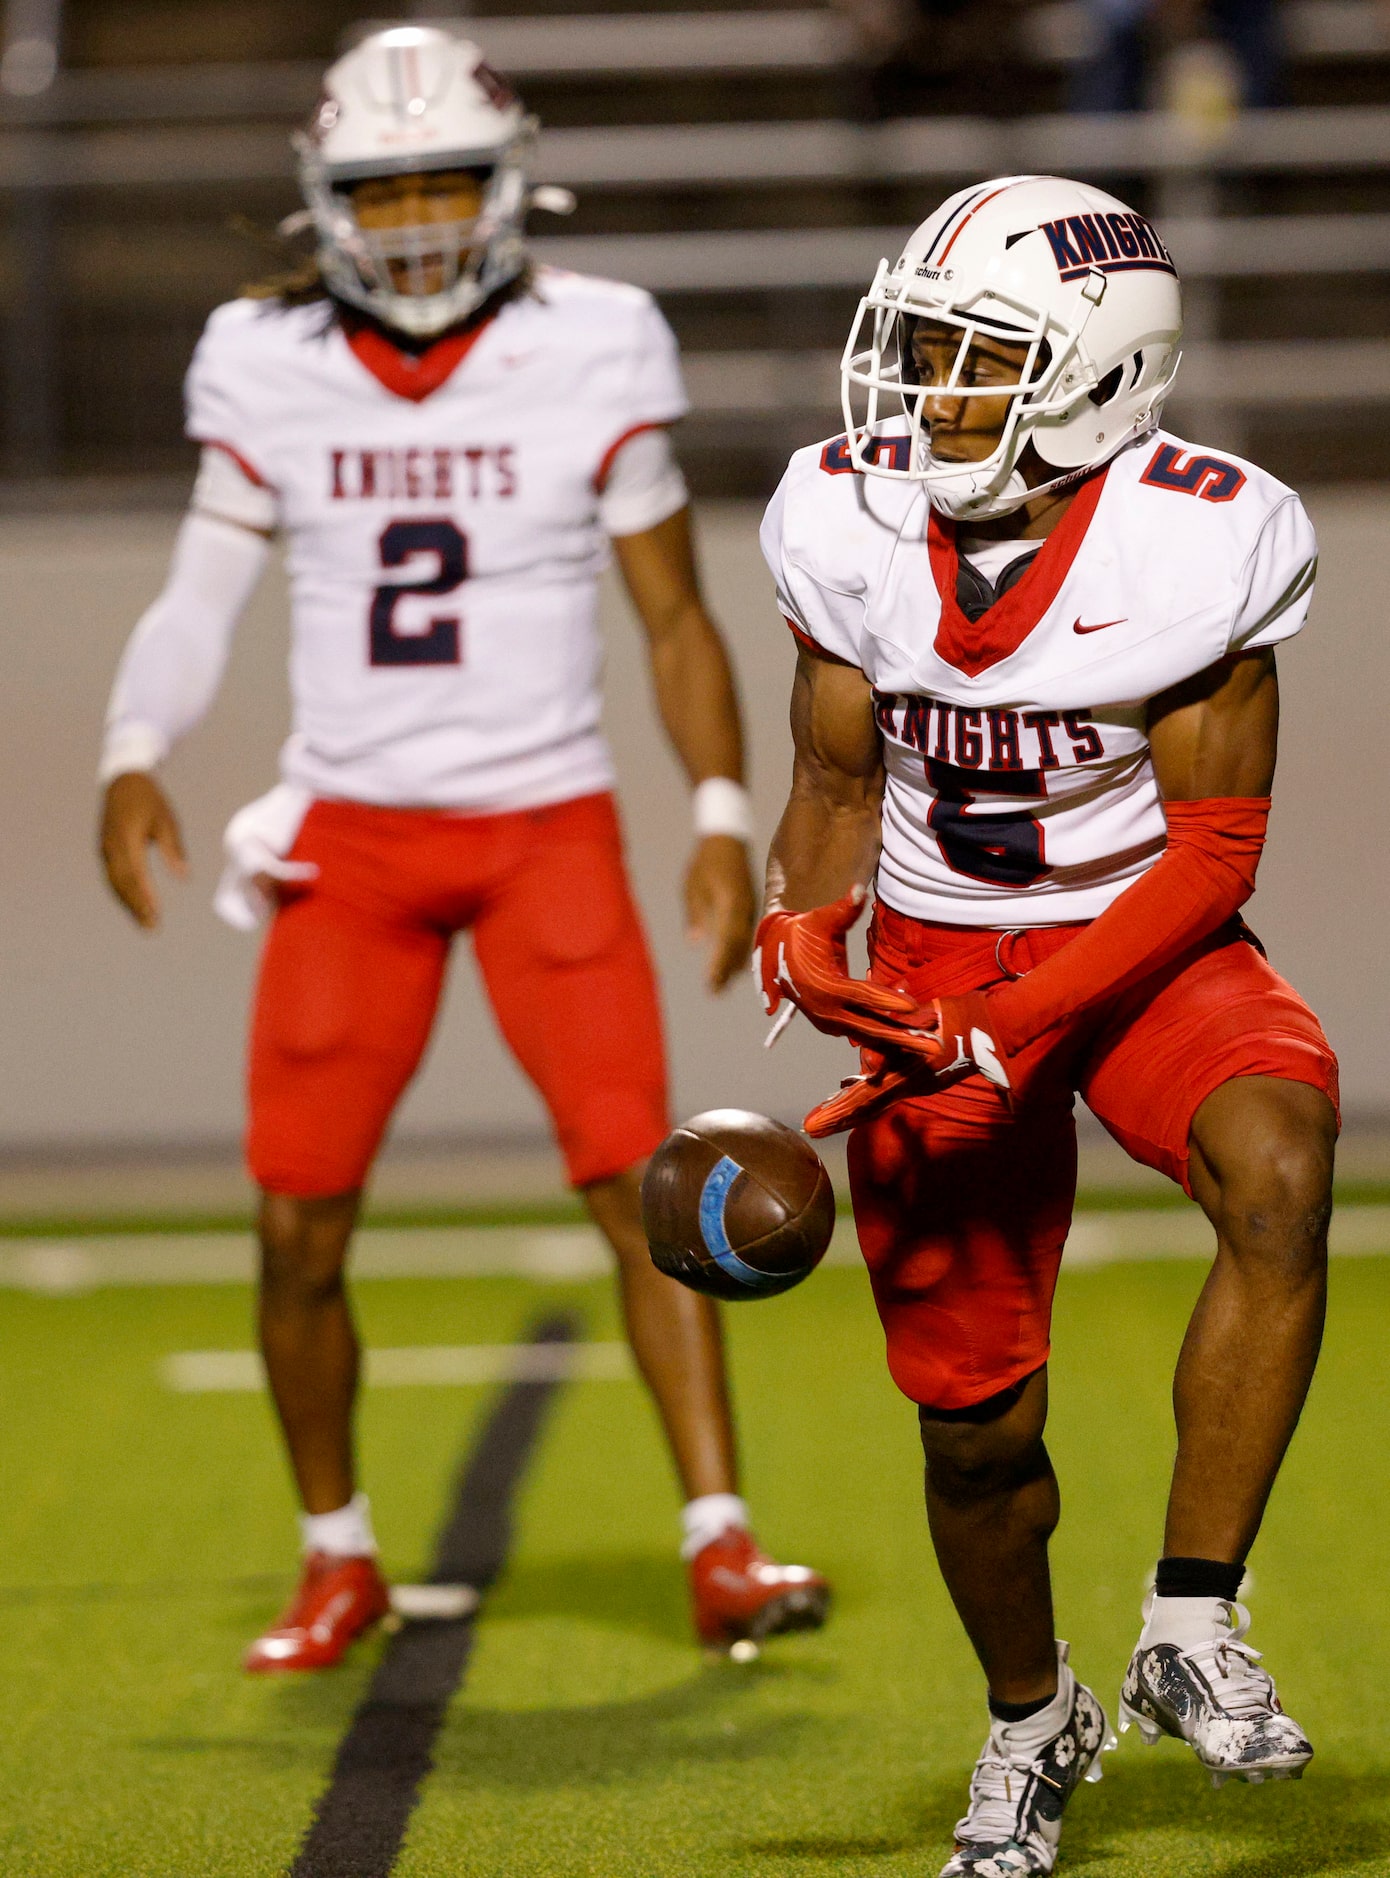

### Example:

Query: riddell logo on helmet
xmin=472 ymin=59 xmax=515 ymax=108
xmin=1038 ymin=212 xmax=1177 ymax=283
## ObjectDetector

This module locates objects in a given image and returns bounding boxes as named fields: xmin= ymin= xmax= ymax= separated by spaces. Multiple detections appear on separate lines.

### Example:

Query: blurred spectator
xmin=834 ymin=0 xmax=1032 ymax=117
xmin=1069 ymin=0 xmax=1284 ymax=113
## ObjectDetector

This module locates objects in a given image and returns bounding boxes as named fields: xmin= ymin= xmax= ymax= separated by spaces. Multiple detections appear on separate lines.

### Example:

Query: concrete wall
xmin=2 ymin=491 xmax=1385 ymax=1152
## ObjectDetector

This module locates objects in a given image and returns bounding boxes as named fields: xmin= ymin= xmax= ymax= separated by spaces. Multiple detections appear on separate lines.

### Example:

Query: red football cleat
xmin=688 ymin=1526 xmax=831 ymax=1655
xmin=244 ymin=1551 xmax=391 ymax=1673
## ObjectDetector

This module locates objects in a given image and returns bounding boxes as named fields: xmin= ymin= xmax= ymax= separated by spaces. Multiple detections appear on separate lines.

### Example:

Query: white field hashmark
xmin=0 ymin=1226 xmax=616 ymax=1296
xmin=3 ymin=1207 xmax=1389 ymax=1300
xmin=162 ymin=1340 xmax=634 ymax=1393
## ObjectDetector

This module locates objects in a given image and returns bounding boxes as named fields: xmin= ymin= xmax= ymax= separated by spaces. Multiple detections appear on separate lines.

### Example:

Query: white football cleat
xmin=1120 ymin=1595 xmax=1313 ymax=1788
xmin=940 ymin=1644 xmax=1113 ymax=1877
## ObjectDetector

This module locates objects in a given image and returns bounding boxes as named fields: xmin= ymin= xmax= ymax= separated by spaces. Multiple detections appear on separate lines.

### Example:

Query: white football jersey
xmin=184 ymin=268 xmax=688 ymax=809
xmin=762 ymin=426 xmax=1316 ymax=927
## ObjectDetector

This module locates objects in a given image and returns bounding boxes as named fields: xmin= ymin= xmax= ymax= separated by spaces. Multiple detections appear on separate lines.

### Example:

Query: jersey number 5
xmin=370 ymin=519 xmax=467 ymax=666
xmin=925 ymin=758 xmax=1051 ymax=888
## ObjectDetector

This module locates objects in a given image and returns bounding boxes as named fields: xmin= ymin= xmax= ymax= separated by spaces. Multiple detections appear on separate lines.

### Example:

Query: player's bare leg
xmin=583 ymin=1165 xmax=737 ymax=1498
xmin=258 ymin=1189 xmax=362 ymax=1514
xmin=245 ymin=1188 xmax=389 ymax=1672
xmin=919 ymin=1367 xmax=1060 ymax=1706
xmin=583 ymin=1162 xmax=830 ymax=1650
xmin=1169 ymin=1074 xmax=1334 ymax=1560
xmin=921 ymin=1372 xmax=1110 ymax=1875
xmin=1120 ymin=1073 xmax=1333 ymax=1782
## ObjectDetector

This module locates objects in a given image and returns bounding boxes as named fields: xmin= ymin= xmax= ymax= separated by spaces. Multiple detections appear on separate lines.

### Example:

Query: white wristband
xmin=693 ymin=777 xmax=753 ymax=841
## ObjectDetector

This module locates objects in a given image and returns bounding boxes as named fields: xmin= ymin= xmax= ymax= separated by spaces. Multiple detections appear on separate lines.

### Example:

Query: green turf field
xmin=2 ymin=1252 xmax=1388 ymax=1878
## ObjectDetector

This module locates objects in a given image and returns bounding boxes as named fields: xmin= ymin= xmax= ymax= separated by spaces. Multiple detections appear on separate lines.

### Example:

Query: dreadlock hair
xmin=237 ymin=233 xmax=539 ymax=343
xmin=243 ymin=254 xmax=332 ymax=307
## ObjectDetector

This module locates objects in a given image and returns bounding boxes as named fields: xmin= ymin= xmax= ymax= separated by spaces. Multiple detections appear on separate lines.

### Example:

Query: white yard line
xmin=0 ymin=1226 xmax=615 ymax=1294
xmin=163 ymin=1340 xmax=634 ymax=1393
xmin=2 ymin=1207 xmax=1388 ymax=1297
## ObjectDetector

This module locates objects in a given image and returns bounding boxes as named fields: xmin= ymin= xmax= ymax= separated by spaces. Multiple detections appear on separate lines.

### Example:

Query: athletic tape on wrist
xmin=693 ymin=777 xmax=753 ymax=841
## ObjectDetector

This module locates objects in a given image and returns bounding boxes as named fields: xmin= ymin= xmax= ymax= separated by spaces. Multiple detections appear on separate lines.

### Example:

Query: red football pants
xmin=246 ymin=792 xmax=669 ymax=1196
xmin=848 ymin=906 xmax=1339 ymax=1411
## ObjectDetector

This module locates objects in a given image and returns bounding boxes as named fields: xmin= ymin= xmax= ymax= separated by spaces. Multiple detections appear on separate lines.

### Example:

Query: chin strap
xmin=925 ymin=452 xmax=1113 ymax=522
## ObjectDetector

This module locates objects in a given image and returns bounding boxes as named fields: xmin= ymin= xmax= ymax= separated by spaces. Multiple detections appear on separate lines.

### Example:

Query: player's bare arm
xmin=764 ymin=646 xmax=884 ymax=915
xmin=612 ymin=507 xmax=756 ymax=991
xmin=1148 ymin=645 xmax=1278 ymax=800
xmin=756 ymin=648 xmax=929 ymax=1056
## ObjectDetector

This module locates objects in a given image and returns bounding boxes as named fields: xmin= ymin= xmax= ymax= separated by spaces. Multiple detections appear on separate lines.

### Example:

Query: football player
xmin=758 ymin=174 xmax=1335 ymax=1874
xmin=98 ymin=25 xmax=828 ymax=1671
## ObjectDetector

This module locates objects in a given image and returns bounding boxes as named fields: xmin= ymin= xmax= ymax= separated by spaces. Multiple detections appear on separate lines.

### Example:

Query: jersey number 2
xmin=926 ymin=758 xmax=1051 ymax=888
xmin=370 ymin=519 xmax=467 ymax=666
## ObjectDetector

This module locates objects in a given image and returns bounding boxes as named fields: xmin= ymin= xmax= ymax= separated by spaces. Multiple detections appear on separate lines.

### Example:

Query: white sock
xmin=680 ymin=1492 xmax=748 ymax=1560
xmin=1139 ymin=1593 xmax=1234 ymax=1652
xmin=992 ymin=1659 xmax=1074 ymax=1753
xmin=300 ymin=1491 xmax=377 ymax=1559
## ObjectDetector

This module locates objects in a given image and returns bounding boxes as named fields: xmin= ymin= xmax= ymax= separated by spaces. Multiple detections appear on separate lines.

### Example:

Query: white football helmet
xmin=841 ymin=174 xmax=1184 ymax=519
xmin=295 ymin=25 xmax=536 ymax=338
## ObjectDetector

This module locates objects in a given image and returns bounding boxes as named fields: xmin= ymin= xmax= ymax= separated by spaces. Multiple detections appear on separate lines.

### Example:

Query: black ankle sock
xmin=1154 ymin=1555 xmax=1244 ymax=1602
xmin=989 ymin=1691 xmax=1055 ymax=1724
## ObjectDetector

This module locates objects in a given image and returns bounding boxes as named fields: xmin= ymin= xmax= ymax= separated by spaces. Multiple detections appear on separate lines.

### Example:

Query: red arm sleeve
xmin=985 ymin=797 xmax=1271 ymax=1054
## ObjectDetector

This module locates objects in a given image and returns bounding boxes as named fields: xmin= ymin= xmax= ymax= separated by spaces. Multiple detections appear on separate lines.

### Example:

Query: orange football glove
xmin=802 ymin=991 xmax=1015 ymax=1136
xmin=756 ymin=887 xmax=927 ymax=1052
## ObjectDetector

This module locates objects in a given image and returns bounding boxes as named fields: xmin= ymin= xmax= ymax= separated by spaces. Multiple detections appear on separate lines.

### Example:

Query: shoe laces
xmin=959 ymin=1727 xmax=1050 ymax=1844
xmin=1180 ymin=1602 xmax=1278 ymax=1718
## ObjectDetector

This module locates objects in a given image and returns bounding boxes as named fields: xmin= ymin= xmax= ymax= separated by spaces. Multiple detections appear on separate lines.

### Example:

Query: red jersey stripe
xmin=196 ymin=437 xmax=273 ymax=488
xmin=929 ymin=466 xmax=1110 ymax=678
xmin=345 ymin=318 xmax=493 ymax=403
xmin=594 ymin=421 xmax=662 ymax=494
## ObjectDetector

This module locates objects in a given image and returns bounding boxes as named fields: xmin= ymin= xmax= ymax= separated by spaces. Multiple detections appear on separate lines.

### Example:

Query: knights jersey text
xmin=185 ymin=268 xmax=687 ymax=809
xmin=760 ymin=427 xmax=1316 ymax=926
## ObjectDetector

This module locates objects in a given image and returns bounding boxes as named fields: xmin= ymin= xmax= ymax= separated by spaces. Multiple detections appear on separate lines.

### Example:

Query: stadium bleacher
xmin=2 ymin=0 xmax=1389 ymax=492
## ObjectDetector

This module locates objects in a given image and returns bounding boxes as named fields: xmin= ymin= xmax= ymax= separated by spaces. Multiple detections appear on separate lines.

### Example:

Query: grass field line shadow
xmin=480 ymin=1551 xmax=856 ymax=1668
xmin=1062 ymin=1756 xmax=1390 ymax=1877
xmin=430 ymin=1665 xmax=838 ymax=1791
xmin=737 ymin=1757 xmax=1390 ymax=1877
xmin=479 ymin=1550 xmax=691 ymax=1647
xmin=739 ymin=1834 xmax=926 ymax=1864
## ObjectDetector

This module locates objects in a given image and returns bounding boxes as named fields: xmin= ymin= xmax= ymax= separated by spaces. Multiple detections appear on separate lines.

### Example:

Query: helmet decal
xmin=1038 ymin=212 xmax=1177 ymax=281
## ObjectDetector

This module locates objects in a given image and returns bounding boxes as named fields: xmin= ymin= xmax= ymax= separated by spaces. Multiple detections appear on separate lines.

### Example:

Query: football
xmin=641 ymin=1109 xmax=836 ymax=1301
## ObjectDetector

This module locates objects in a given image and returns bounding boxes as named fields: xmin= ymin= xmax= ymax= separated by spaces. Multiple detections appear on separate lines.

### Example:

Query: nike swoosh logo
xmin=1073 ymin=617 xmax=1127 ymax=635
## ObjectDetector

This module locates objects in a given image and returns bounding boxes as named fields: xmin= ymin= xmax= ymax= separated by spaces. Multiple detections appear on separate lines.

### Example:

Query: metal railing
xmin=1 ymin=1 xmax=1386 ymax=120
xmin=3 ymin=100 xmax=1389 ymax=189
xmin=3 ymin=4 xmax=1388 ymax=476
